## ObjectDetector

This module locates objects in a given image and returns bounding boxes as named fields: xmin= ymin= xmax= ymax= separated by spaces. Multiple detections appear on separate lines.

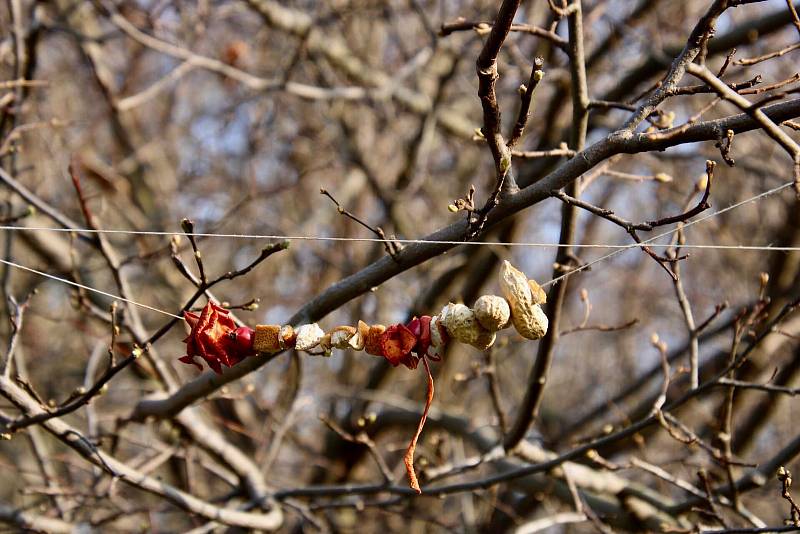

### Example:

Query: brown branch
xmin=512 ymin=146 xmax=576 ymax=159
xmin=146 ymin=240 xmax=290 ymax=346
xmin=0 ymin=376 xmax=285 ymax=530
xmin=6 ymin=236 xmax=289 ymax=431
xmin=1 ymin=289 xmax=33 ymax=378
xmin=0 ymin=205 xmax=33 ymax=225
xmin=686 ymin=63 xmax=800 ymax=197
xmin=602 ymin=169 xmax=674 ymax=182
xmin=701 ymin=526 xmax=800 ymax=533
xmin=126 ymin=97 xmax=800 ymax=422
xmin=469 ymin=0 xmax=523 ymax=238
xmin=319 ymin=414 xmax=394 ymax=484
xmin=0 ymin=501 xmax=75 ymax=533
xmin=699 ymin=469 xmax=729 ymax=528
xmin=320 ymin=188 xmax=402 ymax=259
xmin=503 ymin=0 xmax=589 ymax=452
xmin=734 ymin=42 xmax=800 ymax=65
xmin=788 ymin=0 xmax=800 ymax=35
xmin=589 ymin=100 xmax=636 ymax=111
xmin=548 ymin=179 xmax=716 ymax=281
xmin=483 ymin=347 xmax=508 ymax=432
xmin=560 ymin=318 xmax=639 ymax=337
xmin=778 ymin=467 xmax=800 ymax=525
xmin=670 ymin=251 xmax=701 ymax=388
xmin=508 ymin=56 xmax=545 ymax=149
xmin=2 ymin=345 xmax=148 ymax=433
xmin=740 ymin=73 xmax=800 ymax=95
xmin=623 ymin=0 xmax=765 ymax=131
xmin=180 ymin=218 xmax=207 ymax=285
xmin=716 ymin=378 xmax=800 ymax=395
xmin=669 ymin=75 xmax=762 ymax=96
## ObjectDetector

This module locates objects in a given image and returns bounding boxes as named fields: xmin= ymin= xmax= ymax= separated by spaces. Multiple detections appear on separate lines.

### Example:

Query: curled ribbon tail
xmin=404 ymin=355 xmax=435 ymax=494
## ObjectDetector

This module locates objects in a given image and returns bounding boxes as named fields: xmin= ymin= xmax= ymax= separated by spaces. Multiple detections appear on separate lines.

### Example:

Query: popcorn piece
xmin=295 ymin=323 xmax=326 ymax=351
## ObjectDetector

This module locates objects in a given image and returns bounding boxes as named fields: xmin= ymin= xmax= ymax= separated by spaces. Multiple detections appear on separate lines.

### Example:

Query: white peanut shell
xmin=428 ymin=316 xmax=448 ymax=358
xmin=473 ymin=295 xmax=511 ymax=332
xmin=440 ymin=303 xmax=496 ymax=350
xmin=499 ymin=260 xmax=549 ymax=340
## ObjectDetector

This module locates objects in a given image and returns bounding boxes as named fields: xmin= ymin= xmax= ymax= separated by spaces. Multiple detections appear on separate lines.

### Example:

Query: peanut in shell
xmin=500 ymin=260 xmax=549 ymax=340
xmin=440 ymin=303 xmax=496 ymax=350
xmin=472 ymin=295 xmax=511 ymax=332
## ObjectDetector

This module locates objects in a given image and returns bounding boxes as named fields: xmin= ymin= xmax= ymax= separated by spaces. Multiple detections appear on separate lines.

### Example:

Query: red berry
xmin=231 ymin=326 xmax=255 ymax=354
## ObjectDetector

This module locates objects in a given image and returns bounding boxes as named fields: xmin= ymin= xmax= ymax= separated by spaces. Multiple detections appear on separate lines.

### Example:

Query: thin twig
xmin=469 ymin=0 xmax=524 ymax=238
xmin=320 ymin=188 xmax=402 ymax=259
xmin=508 ymin=57 xmax=545 ymax=148
xmin=319 ymin=414 xmax=394 ymax=484
xmin=686 ymin=63 xmax=800 ymax=197
xmin=503 ymin=0 xmax=589 ymax=451
xmin=438 ymin=20 xmax=568 ymax=51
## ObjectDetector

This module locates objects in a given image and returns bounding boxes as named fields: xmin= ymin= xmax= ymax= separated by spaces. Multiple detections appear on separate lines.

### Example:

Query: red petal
xmin=180 ymin=302 xmax=252 ymax=373
xmin=206 ymin=357 xmax=223 ymax=374
xmin=210 ymin=303 xmax=237 ymax=329
xmin=414 ymin=316 xmax=432 ymax=356
xmin=381 ymin=324 xmax=417 ymax=366
xmin=404 ymin=356 xmax=434 ymax=494
xmin=406 ymin=317 xmax=421 ymax=337
xmin=183 ymin=310 xmax=200 ymax=329
xmin=178 ymin=355 xmax=203 ymax=371
xmin=418 ymin=316 xmax=432 ymax=344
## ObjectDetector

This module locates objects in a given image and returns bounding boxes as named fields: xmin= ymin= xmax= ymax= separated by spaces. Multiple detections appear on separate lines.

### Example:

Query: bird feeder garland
xmin=178 ymin=261 xmax=548 ymax=493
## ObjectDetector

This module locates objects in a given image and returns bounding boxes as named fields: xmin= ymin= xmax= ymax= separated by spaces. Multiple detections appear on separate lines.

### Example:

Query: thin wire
xmin=0 ymin=257 xmax=182 ymax=318
xmin=0 ymin=222 xmax=799 ymax=250
xmin=543 ymin=180 xmax=794 ymax=287
xmin=0 ymin=179 xmax=792 ymax=316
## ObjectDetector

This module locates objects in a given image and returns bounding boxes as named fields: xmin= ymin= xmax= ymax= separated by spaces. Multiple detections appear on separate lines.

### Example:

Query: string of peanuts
xmin=180 ymin=261 xmax=549 ymax=493
xmin=251 ymin=260 xmax=548 ymax=357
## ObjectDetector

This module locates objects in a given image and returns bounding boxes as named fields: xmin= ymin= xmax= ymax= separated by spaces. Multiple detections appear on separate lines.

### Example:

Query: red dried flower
xmin=380 ymin=323 xmax=419 ymax=369
xmin=407 ymin=316 xmax=433 ymax=358
xmin=179 ymin=302 xmax=255 ymax=374
xmin=379 ymin=316 xmax=437 ymax=370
